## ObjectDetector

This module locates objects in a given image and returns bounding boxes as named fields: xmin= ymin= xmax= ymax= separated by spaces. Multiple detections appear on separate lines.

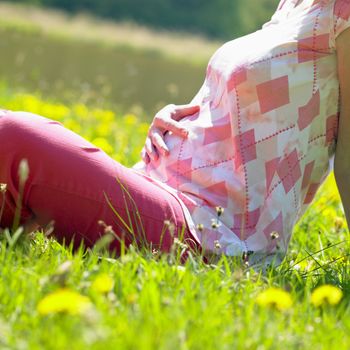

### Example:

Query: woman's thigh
xmin=0 ymin=110 xmax=192 ymax=252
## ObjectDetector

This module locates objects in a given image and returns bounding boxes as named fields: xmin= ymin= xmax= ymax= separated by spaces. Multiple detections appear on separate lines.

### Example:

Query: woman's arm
xmin=334 ymin=28 xmax=350 ymax=224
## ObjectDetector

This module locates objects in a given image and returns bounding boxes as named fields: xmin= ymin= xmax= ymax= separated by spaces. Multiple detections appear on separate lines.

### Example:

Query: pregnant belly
xmin=146 ymin=124 xmax=234 ymax=190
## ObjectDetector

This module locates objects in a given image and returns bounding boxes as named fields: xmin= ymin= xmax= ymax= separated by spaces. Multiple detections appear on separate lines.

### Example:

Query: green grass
xmin=1 ymin=82 xmax=350 ymax=349
xmin=0 ymin=1 xmax=221 ymax=65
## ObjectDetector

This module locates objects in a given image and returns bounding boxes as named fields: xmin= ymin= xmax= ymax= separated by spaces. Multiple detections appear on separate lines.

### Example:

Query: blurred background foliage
xmin=4 ymin=0 xmax=279 ymax=40
xmin=0 ymin=0 xmax=279 ymax=116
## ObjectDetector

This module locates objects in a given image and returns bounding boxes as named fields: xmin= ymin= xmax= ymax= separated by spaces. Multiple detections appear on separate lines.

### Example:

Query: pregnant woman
xmin=0 ymin=0 xmax=349 ymax=267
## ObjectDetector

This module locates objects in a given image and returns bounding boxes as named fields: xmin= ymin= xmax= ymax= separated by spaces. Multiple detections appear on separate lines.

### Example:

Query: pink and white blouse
xmin=135 ymin=0 xmax=350 ymax=266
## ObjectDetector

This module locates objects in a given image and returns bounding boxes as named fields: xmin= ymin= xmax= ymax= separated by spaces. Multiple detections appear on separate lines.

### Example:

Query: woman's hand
xmin=141 ymin=103 xmax=200 ymax=163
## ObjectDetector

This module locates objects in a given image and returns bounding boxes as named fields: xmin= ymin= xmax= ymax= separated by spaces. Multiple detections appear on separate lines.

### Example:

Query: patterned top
xmin=134 ymin=0 xmax=350 ymax=266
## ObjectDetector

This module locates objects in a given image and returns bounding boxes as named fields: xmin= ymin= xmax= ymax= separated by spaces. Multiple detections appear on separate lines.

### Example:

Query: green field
xmin=1 ymin=4 xmax=350 ymax=350
xmin=0 ymin=2 xmax=216 ymax=117
xmin=0 ymin=26 xmax=206 ymax=118
xmin=1 ymin=82 xmax=350 ymax=350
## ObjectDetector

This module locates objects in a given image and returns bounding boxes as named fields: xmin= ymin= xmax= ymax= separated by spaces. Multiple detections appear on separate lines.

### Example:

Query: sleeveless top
xmin=134 ymin=0 xmax=350 ymax=266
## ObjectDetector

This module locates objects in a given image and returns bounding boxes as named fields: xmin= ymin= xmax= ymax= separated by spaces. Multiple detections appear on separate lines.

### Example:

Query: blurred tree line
xmin=6 ymin=0 xmax=279 ymax=39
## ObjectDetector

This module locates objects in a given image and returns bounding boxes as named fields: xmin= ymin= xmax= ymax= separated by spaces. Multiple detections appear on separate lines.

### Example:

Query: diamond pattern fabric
xmin=134 ymin=0 xmax=350 ymax=266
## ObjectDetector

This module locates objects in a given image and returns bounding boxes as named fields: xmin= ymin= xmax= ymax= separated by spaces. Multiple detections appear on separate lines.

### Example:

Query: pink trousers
xmin=0 ymin=110 xmax=197 ymax=254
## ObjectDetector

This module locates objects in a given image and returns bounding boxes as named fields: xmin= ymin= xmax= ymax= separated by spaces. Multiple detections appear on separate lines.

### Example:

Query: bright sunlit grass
xmin=0 ymin=82 xmax=350 ymax=349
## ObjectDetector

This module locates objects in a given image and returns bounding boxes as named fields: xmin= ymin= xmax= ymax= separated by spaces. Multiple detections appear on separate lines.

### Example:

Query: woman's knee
xmin=0 ymin=112 xmax=36 ymax=227
xmin=0 ymin=111 xmax=38 ymax=151
xmin=0 ymin=110 xmax=59 ymax=156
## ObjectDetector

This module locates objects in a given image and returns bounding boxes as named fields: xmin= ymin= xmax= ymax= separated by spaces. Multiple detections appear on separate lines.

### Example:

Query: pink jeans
xmin=0 ymin=110 xmax=197 ymax=254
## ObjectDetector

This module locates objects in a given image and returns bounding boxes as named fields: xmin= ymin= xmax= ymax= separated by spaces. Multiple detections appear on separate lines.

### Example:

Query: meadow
xmin=0 ymin=2 xmax=212 ymax=117
xmin=1 ymin=80 xmax=350 ymax=350
xmin=1 ymin=3 xmax=350 ymax=350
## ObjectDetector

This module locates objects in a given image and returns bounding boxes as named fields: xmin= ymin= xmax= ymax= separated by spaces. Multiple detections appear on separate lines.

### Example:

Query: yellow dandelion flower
xmin=339 ymin=256 xmax=348 ymax=265
xmin=256 ymin=287 xmax=293 ymax=311
xmin=311 ymin=285 xmax=343 ymax=307
xmin=37 ymin=289 xmax=92 ymax=316
xmin=334 ymin=217 xmax=344 ymax=231
xmin=91 ymin=273 xmax=114 ymax=294
xmin=123 ymin=114 xmax=138 ymax=125
xmin=126 ymin=293 xmax=138 ymax=305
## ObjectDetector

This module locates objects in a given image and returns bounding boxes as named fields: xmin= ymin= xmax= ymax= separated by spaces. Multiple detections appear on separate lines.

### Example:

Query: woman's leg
xmin=0 ymin=110 xmax=196 ymax=253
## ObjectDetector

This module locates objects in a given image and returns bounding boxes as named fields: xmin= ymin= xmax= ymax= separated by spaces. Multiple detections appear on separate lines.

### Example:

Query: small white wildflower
xmin=0 ymin=183 xmax=7 ymax=193
xmin=164 ymin=220 xmax=171 ymax=227
xmin=270 ymin=231 xmax=280 ymax=240
xmin=211 ymin=219 xmax=221 ymax=229
xmin=173 ymin=238 xmax=188 ymax=249
xmin=215 ymin=206 xmax=224 ymax=217
xmin=18 ymin=159 xmax=29 ymax=183
xmin=214 ymin=240 xmax=221 ymax=250
xmin=196 ymin=224 xmax=204 ymax=232
xmin=164 ymin=220 xmax=175 ymax=236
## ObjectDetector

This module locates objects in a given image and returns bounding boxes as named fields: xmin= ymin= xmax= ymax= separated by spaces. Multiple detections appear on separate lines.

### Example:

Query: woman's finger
xmin=150 ymin=129 xmax=169 ymax=156
xmin=141 ymin=147 xmax=150 ymax=164
xmin=144 ymin=136 xmax=159 ymax=161
xmin=154 ymin=117 xmax=189 ymax=138
xmin=172 ymin=104 xmax=200 ymax=121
